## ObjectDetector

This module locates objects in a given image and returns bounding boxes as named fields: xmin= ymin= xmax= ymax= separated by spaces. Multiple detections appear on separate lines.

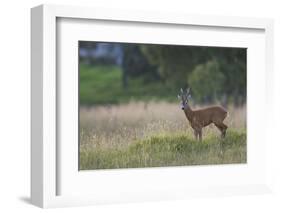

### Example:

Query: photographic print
xmin=79 ymin=41 xmax=246 ymax=170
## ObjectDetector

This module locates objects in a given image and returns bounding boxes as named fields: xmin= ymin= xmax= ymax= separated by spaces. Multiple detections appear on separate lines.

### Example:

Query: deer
xmin=178 ymin=88 xmax=228 ymax=141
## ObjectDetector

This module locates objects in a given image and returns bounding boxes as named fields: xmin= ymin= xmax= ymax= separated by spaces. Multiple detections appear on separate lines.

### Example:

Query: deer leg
xmin=198 ymin=129 xmax=202 ymax=141
xmin=214 ymin=123 xmax=222 ymax=132
xmin=215 ymin=123 xmax=227 ymax=138
xmin=221 ymin=123 xmax=228 ymax=138
xmin=193 ymin=130 xmax=198 ymax=140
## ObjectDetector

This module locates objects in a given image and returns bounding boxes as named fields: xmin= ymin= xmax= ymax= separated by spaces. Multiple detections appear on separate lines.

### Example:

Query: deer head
xmin=178 ymin=88 xmax=191 ymax=110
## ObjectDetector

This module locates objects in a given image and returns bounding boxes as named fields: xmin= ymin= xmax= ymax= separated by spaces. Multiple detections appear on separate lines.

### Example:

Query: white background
xmin=0 ymin=0 xmax=280 ymax=212
xmin=58 ymin=18 xmax=267 ymax=198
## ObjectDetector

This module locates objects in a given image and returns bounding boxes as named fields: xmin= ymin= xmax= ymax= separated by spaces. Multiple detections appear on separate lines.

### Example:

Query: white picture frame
xmin=31 ymin=4 xmax=274 ymax=208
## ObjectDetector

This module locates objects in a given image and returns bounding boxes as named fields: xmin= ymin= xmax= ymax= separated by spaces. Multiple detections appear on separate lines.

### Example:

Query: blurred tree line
xmin=124 ymin=44 xmax=246 ymax=105
xmin=80 ymin=42 xmax=246 ymax=105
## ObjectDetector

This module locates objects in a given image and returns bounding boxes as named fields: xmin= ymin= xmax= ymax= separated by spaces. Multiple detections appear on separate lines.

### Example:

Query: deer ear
xmin=177 ymin=94 xmax=181 ymax=100
xmin=180 ymin=88 xmax=183 ymax=94
xmin=188 ymin=94 xmax=191 ymax=99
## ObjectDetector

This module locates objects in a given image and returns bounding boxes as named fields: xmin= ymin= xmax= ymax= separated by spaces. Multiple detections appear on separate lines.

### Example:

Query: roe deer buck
xmin=178 ymin=88 xmax=228 ymax=141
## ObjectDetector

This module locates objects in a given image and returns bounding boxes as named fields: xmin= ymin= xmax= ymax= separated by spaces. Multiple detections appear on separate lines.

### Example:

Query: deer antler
xmin=186 ymin=88 xmax=191 ymax=99
xmin=178 ymin=88 xmax=184 ymax=99
xmin=177 ymin=94 xmax=181 ymax=100
xmin=178 ymin=88 xmax=192 ymax=100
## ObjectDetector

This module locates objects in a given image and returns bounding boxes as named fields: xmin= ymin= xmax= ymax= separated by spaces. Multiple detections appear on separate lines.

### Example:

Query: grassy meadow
xmin=79 ymin=43 xmax=247 ymax=170
xmin=79 ymin=102 xmax=246 ymax=170
xmin=79 ymin=64 xmax=179 ymax=105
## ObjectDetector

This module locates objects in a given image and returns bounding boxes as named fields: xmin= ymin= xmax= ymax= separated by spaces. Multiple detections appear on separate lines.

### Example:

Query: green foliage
xmin=79 ymin=63 xmax=179 ymax=105
xmin=188 ymin=60 xmax=225 ymax=102
xmin=219 ymin=48 xmax=247 ymax=105
xmin=141 ymin=45 xmax=246 ymax=105
xmin=79 ymin=42 xmax=246 ymax=106
xmin=141 ymin=45 xmax=207 ymax=87
xmin=79 ymin=130 xmax=246 ymax=170
xmin=122 ymin=44 xmax=158 ymax=78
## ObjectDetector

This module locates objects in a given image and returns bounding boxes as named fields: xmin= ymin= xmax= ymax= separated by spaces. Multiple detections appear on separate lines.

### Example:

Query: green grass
xmin=79 ymin=130 xmax=246 ymax=170
xmin=79 ymin=63 xmax=178 ymax=105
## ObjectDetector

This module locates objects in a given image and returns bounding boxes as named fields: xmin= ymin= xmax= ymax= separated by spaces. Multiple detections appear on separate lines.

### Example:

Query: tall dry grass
xmin=80 ymin=102 xmax=245 ymax=148
xmin=79 ymin=101 xmax=246 ymax=170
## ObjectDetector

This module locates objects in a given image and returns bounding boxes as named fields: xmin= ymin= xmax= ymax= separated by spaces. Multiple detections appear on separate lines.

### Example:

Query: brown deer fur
xmin=184 ymin=105 xmax=227 ymax=141
xmin=178 ymin=88 xmax=228 ymax=141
